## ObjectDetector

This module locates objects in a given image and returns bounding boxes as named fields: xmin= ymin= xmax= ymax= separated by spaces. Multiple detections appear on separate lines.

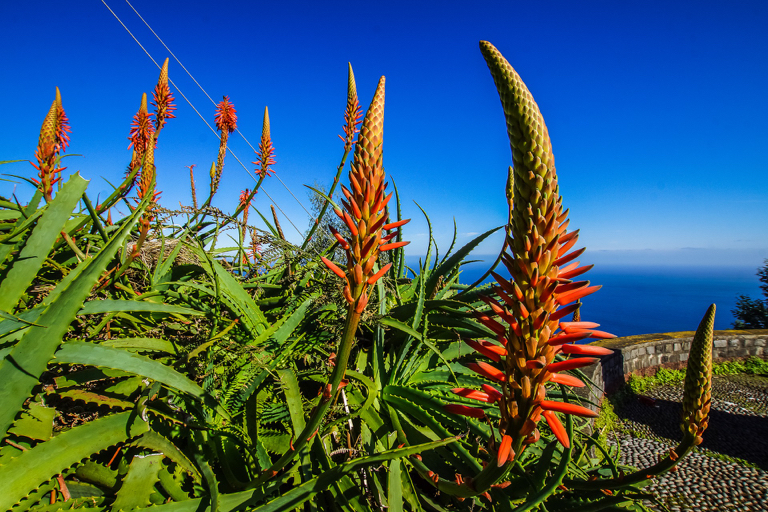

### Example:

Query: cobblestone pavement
xmin=608 ymin=374 xmax=768 ymax=511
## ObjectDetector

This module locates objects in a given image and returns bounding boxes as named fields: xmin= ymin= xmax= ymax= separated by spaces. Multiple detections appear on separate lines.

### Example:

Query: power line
xmin=100 ymin=0 xmax=306 ymax=236
xmin=122 ymin=0 xmax=312 ymax=221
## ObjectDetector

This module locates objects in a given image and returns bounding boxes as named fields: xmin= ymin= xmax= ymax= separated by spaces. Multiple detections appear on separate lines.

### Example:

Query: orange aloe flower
xmin=320 ymin=77 xmax=410 ymax=314
xmin=125 ymin=93 xmax=156 ymax=193
xmin=253 ymin=107 xmax=275 ymax=178
xmin=339 ymin=63 xmax=362 ymax=152
xmin=151 ymin=58 xmax=176 ymax=135
xmin=446 ymin=42 xmax=615 ymax=460
xmin=212 ymin=95 xmax=237 ymax=195
xmin=31 ymin=87 xmax=71 ymax=201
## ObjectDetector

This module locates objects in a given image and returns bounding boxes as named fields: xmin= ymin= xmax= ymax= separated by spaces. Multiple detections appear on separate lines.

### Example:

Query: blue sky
xmin=1 ymin=1 xmax=767 ymax=268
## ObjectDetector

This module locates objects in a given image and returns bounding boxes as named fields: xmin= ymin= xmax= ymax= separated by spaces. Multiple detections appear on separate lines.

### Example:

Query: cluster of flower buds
xmin=320 ymin=77 xmax=410 ymax=314
xmin=31 ymin=87 xmax=71 ymax=201
xmin=253 ymin=107 xmax=275 ymax=178
xmin=339 ymin=63 xmax=362 ymax=152
xmin=445 ymin=42 xmax=615 ymax=461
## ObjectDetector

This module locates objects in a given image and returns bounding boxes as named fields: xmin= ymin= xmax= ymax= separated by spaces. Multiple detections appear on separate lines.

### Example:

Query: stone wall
xmin=577 ymin=329 xmax=768 ymax=410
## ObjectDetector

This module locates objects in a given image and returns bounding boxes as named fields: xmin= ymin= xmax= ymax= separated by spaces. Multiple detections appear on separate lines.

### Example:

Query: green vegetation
xmin=0 ymin=43 xmax=718 ymax=511
xmin=626 ymin=356 xmax=768 ymax=395
xmin=732 ymin=259 xmax=768 ymax=329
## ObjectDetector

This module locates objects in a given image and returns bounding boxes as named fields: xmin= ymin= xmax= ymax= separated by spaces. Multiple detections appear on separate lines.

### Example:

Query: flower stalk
xmin=251 ymin=75 xmax=409 ymax=488
xmin=436 ymin=41 xmax=616 ymax=496
xmin=302 ymin=63 xmax=362 ymax=251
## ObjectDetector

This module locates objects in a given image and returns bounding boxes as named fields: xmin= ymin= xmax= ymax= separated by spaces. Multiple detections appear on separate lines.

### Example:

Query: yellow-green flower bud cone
xmin=681 ymin=304 xmax=715 ymax=444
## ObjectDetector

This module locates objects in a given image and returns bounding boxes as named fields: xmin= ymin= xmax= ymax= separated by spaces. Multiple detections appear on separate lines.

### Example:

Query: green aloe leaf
xmin=0 ymin=173 xmax=89 ymax=312
xmin=425 ymin=225 xmax=502 ymax=297
xmin=141 ymin=437 xmax=459 ymax=512
xmin=54 ymin=341 xmax=228 ymax=419
xmin=0 ymin=411 xmax=149 ymax=510
xmin=111 ymin=453 xmax=163 ymax=511
xmin=0 ymin=192 xmax=147 ymax=437
xmin=77 ymin=299 xmax=205 ymax=317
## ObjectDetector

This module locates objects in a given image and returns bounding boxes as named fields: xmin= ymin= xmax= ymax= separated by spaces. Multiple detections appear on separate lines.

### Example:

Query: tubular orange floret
xmin=497 ymin=435 xmax=514 ymax=467
xmin=321 ymin=257 xmax=347 ymax=279
xmin=547 ymin=331 xmax=593 ymax=346
xmin=379 ymin=240 xmax=410 ymax=252
xmin=382 ymin=218 xmax=410 ymax=230
xmin=451 ymin=388 xmax=497 ymax=403
xmin=546 ymin=357 xmax=599 ymax=373
xmin=467 ymin=362 xmax=505 ymax=382
xmin=482 ymin=384 xmax=504 ymax=402
xmin=549 ymin=303 xmax=581 ymax=321
xmin=540 ymin=400 xmax=598 ymax=418
xmin=556 ymin=285 xmax=602 ymax=306
xmin=444 ymin=404 xmax=486 ymax=419
xmin=464 ymin=339 xmax=507 ymax=363
xmin=554 ymin=247 xmax=586 ymax=267
xmin=558 ymin=264 xmax=594 ymax=281
xmin=548 ymin=373 xmax=585 ymax=388
xmin=560 ymin=343 xmax=614 ymax=356
xmin=567 ymin=329 xmax=617 ymax=340
xmin=560 ymin=321 xmax=600 ymax=331
xmin=367 ymin=263 xmax=393 ymax=285
xmin=543 ymin=410 xmax=570 ymax=448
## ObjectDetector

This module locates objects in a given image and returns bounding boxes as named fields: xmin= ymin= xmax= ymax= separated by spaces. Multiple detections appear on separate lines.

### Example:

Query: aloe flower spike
xmin=253 ymin=106 xmax=276 ymax=178
xmin=152 ymin=58 xmax=176 ymax=135
xmin=443 ymin=43 xmax=612 ymax=493
xmin=566 ymin=305 xmax=715 ymax=491
xmin=32 ymin=87 xmax=71 ymax=201
xmin=212 ymin=95 xmax=237 ymax=195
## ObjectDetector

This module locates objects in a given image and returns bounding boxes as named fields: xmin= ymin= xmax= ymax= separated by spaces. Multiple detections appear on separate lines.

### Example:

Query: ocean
xmin=406 ymin=257 xmax=764 ymax=338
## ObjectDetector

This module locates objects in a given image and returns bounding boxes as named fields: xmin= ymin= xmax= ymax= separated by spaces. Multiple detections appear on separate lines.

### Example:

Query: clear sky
xmin=1 ymin=1 xmax=766 ymax=268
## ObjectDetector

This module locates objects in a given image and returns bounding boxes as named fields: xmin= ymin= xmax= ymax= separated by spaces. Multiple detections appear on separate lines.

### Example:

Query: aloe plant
xmin=0 ymin=40 xmax=719 ymax=512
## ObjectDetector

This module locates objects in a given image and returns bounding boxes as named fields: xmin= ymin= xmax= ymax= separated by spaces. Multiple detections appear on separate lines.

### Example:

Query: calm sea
xmin=406 ymin=257 xmax=763 ymax=338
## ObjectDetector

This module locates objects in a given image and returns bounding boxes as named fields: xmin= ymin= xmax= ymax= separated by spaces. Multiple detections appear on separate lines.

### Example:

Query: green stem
xmin=248 ymin=305 xmax=362 ymax=489
xmin=564 ymin=432 xmax=695 ymax=490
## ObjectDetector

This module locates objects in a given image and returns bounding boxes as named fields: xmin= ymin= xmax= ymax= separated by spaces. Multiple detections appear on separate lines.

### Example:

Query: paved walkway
xmin=608 ymin=374 xmax=768 ymax=511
